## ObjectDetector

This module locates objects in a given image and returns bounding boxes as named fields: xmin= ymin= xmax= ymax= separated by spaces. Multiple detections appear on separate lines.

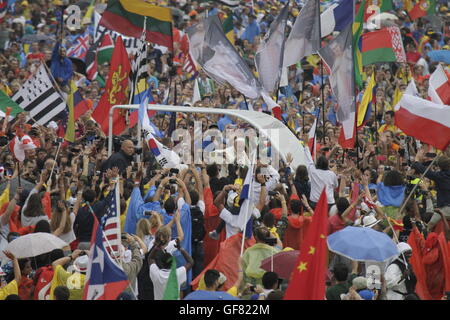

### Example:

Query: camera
xmin=169 ymin=178 xmax=177 ymax=184
xmin=268 ymin=191 xmax=278 ymax=197
xmin=170 ymin=168 xmax=179 ymax=175
xmin=143 ymin=210 xmax=152 ymax=216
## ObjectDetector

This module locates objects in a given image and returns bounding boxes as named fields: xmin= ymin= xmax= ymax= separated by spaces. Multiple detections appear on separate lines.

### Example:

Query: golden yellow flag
xmin=0 ymin=185 xmax=9 ymax=209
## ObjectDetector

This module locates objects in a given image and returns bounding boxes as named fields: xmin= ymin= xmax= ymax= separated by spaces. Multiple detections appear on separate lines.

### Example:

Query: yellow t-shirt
xmin=0 ymin=280 xmax=18 ymax=300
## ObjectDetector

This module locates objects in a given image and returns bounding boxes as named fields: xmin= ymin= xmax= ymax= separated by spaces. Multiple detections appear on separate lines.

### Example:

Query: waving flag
xmin=236 ymin=152 xmax=257 ymax=239
xmin=67 ymin=32 xmax=90 ymax=60
xmin=255 ymin=3 xmax=289 ymax=94
xmin=353 ymin=0 xmax=366 ymax=90
xmin=0 ymin=0 xmax=7 ymax=22
xmin=9 ymin=132 xmax=36 ymax=162
xmin=321 ymin=0 xmax=353 ymax=37
xmin=284 ymin=188 xmax=329 ymax=300
xmin=395 ymin=94 xmax=450 ymax=150
xmin=318 ymin=24 xmax=355 ymax=141
xmin=83 ymin=215 xmax=129 ymax=300
xmin=408 ymin=0 xmax=436 ymax=20
xmin=357 ymin=75 xmax=376 ymax=127
xmin=101 ymin=184 xmax=122 ymax=255
xmin=284 ymin=0 xmax=320 ymax=68
xmin=97 ymin=33 xmax=114 ymax=65
xmin=428 ymin=64 xmax=450 ymax=105
xmin=361 ymin=27 xmax=406 ymax=66
xmin=308 ymin=115 xmax=318 ymax=159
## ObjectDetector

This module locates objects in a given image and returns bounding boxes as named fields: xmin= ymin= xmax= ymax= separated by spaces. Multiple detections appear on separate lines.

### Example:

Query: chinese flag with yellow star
xmin=284 ymin=188 xmax=329 ymax=300
xmin=92 ymin=36 xmax=131 ymax=135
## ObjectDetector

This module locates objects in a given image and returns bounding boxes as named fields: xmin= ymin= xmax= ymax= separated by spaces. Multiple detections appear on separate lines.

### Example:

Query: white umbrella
xmin=5 ymin=233 xmax=68 ymax=259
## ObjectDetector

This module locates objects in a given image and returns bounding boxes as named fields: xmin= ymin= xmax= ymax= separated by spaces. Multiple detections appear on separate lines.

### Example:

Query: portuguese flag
xmin=362 ymin=27 xmax=406 ymax=66
xmin=408 ymin=0 xmax=436 ymax=20
xmin=100 ymin=0 xmax=173 ymax=49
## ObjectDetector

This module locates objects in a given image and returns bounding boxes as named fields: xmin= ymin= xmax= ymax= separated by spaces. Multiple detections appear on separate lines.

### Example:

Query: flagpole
xmin=317 ymin=0 xmax=326 ymax=144
xmin=16 ymin=160 xmax=21 ymax=188
xmin=352 ymin=0 xmax=360 ymax=170
xmin=47 ymin=141 xmax=62 ymax=187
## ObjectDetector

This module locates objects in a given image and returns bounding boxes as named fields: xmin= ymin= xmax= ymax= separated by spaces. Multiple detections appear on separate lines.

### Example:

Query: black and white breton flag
xmin=129 ymin=31 xmax=148 ymax=101
xmin=12 ymin=64 xmax=66 ymax=126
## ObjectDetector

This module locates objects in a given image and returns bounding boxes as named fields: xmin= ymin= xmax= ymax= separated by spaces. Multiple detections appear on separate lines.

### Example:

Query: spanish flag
xmin=100 ymin=0 xmax=173 ymax=49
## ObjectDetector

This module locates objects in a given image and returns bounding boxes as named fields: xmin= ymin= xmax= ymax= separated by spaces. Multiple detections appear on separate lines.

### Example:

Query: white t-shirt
xmin=220 ymin=207 xmax=260 ymax=239
xmin=147 ymin=239 xmax=178 ymax=254
xmin=149 ymin=264 xmax=187 ymax=300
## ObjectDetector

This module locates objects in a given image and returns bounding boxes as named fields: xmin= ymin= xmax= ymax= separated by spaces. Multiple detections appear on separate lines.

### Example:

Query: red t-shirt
xmin=328 ymin=214 xmax=345 ymax=235
xmin=26 ymin=53 xmax=45 ymax=61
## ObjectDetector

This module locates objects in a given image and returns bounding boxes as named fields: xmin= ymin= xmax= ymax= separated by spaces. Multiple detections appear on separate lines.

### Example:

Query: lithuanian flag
xmin=100 ymin=0 xmax=173 ymax=49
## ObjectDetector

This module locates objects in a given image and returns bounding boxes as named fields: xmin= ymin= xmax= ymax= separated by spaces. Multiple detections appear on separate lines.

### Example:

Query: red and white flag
xmin=9 ymin=132 xmax=37 ymax=162
xmin=428 ymin=64 xmax=450 ymax=105
xmin=395 ymin=94 xmax=450 ymax=150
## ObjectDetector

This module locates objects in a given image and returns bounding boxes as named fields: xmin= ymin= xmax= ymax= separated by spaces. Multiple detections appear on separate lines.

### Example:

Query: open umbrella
xmin=260 ymin=250 xmax=299 ymax=279
xmin=327 ymin=226 xmax=398 ymax=262
xmin=21 ymin=34 xmax=56 ymax=44
xmin=5 ymin=233 xmax=68 ymax=259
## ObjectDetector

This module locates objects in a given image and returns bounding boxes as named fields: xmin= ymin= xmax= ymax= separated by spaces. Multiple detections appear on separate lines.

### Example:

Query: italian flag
xmin=362 ymin=27 xmax=406 ymax=66
xmin=408 ymin=0 xmax=436 ymax=20
xmin=97 ymin=34 xmax=114 ymax=66
xmin=100 ymin=0 xmax=173 ymax=50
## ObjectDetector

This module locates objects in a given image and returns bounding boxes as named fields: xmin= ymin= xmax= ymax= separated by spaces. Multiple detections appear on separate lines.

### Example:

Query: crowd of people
xmin=0 ymin=0 xmax=449 ymax=300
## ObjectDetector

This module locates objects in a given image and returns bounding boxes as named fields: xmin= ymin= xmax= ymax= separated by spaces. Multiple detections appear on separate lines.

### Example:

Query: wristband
xmin=260 ymin=183 xmax=266 ymax=187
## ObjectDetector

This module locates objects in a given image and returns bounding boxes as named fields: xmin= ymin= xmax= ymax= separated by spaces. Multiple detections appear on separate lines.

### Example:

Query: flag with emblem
xmin=408 ymin=0 xmax=436 ymax=20
xmin=67 ymin=32 xmax=90 ymax=60
xmin=83 ymin=213 xmax=129 ymax=300
xmin=92 ymin=36 xmax=131 ymax=135
xmin=361 ymin=27 xmax=406 ymax=66
xmin=284 ymin=188 xmax=329 ymax=300
xmin=12 ymin=64 xmax=66 ymax=126
xmin=101 ymin=183 xmax=121 ymax=255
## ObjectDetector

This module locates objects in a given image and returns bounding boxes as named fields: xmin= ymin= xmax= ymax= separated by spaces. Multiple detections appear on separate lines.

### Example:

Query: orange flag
xmin=284 ymin=188 xmax=329 ymax=300
xmin=92 ymin=36 xmax=131 ymax=135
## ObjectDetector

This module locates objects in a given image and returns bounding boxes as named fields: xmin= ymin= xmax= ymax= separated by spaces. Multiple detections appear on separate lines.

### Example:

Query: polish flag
xmin=338 ymin=113 xmax=356 ymax=149
xmin=428 ymin=64 xmax=450 ymax=105
xmin=395 ymin=94 xmax=450 ymax=151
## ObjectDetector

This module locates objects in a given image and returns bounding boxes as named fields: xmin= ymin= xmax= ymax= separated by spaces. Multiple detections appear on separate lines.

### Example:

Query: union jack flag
xmin=100 ymin=183 xmax=121 ymax=256
xmin=67 ymin=32 xmax=90 ymax=60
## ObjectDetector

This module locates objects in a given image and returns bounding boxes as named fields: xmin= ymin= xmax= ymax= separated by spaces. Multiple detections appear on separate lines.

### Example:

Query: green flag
xmin=0 ymin=90 xmax=24 ymax=116
xmin=353 ymin=0 xmax=366 ymax=90
xmin=162 ymin=256 xmax=179 ymax=300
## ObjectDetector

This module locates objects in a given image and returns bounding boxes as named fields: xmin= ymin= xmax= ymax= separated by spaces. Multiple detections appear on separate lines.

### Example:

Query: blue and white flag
xmin=237 ymin=152 xmax=257 ymax=239
xmin=320 ymin=0 xmax=353 ymax=37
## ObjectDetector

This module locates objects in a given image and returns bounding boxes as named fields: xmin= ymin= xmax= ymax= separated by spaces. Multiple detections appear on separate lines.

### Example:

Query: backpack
xmin=391 ymin=260 xmax=417 ymax=295
xmin=33 ymin=265 xmax=54 ymax=300
xmin=190 ymin=205 xmax=205 ymax=243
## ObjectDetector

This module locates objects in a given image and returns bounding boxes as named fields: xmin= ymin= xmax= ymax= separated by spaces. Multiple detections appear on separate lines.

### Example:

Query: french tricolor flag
xmin=395 ymin=94 xmax=450 ymax=151
xmin=428 ymin=64 xmax=450 ymax=106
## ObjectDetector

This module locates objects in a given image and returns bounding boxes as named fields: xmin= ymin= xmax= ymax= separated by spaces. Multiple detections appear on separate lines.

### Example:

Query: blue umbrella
xmin=327 ymin=226 xmax=398 ymax=262
xmin=427 ymin=50 xmax=450 ymax=65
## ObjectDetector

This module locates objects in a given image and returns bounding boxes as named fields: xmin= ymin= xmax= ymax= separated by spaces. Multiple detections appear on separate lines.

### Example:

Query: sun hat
xmin=352 ymin=276 xmax=368 ymax=290
xmin=362 ymin=215 xmax=381 ymax=228
xmin=73 ymin=255 xmax=89 ymax=273
xmin=397 ymin=242 xmax=412 ymax=254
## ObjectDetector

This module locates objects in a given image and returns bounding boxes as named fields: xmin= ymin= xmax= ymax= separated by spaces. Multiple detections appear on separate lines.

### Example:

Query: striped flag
xmin=130 ymin=31 xmax=148 ymax=103
xmin=182 ymin=53 xmax=197 ymax=75
xmin=12 ymin=64 xmax=66 ymax=126
xmin=100 ymin=184 xmax=122 ymax=255
xmin=428 ymin=64 xmax=450 ymax=105
xmin=236 ymin=152 xmax=257 ymax=239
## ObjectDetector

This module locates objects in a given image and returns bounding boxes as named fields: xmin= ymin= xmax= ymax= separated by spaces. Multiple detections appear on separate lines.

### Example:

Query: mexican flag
xmin=0 ymin=90 xmax=24 ymax=116
xmin=362 ymin=27 xmax=406 ymax=66
xmin=100 ymin=0 xmax=173 ymax=50
xmin=408 ymin=0 xmax=436 ymax=20
xmin=97 ymin=34 xmax=114 ymax=66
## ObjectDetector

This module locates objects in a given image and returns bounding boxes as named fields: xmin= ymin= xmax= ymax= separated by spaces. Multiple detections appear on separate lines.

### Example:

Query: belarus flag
xmin=428 ymin=64 xmax=450 ymax=105
xmin=395 ymin=94 xmax=450 ymax=150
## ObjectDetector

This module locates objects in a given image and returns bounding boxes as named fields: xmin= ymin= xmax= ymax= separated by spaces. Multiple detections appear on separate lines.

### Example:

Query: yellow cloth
xmin=357 ymin=75 xmax=376 ymax=127
xmin=227 ymin=286 xmax=239 ymax=297
xmin=121 ymin=197 xmax=131 ymax=233
xmin=0 ymin=280 xmax=18 ymax=300
xmin=50 ymin=265 xmax=85 ymax=300
xmin=0 ymin=185 xmax=9 ymax=209
xmin=378 ymin=123 xmax=400 ymax=134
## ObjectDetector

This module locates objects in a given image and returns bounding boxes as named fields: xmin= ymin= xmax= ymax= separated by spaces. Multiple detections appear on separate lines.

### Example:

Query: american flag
xmin=100 ymin=184 xmax=121 ymax=255
xmin=183 ymin=53 xmax=197 ymax=75
xmin=67 ymin=32 xmax=90 ymax=60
